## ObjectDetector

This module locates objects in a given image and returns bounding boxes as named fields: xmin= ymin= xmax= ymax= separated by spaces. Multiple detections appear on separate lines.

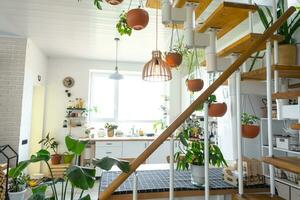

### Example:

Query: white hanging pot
xmin=190 ymin=164 xmax=204 ymax=186
xmin=8 ymin=188 xmax=27 ymax=200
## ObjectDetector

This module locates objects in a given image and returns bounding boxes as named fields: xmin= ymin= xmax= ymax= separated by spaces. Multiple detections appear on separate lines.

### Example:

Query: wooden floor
xmin=232 ymin=194 xmax=284 ymax=200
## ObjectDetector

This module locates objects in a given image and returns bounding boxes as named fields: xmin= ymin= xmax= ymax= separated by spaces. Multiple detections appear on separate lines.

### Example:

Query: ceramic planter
xmin=186 ymin=79 xmax=204 ymax=92
xmin=126 ymin=8 xmax=149 ymax=30
xmin=107 ymin=129 xmax=115 ymax=137
xmin=208 ymin=103 xmax=227 ymax=117
xmin=105 ymin=0 xmax=123 ymax=5
xmin=8 ymin=188 xmax=27 ymax=200
xmin=165 ymin=52 xmax=182 ymax=68
xmin=190 ymin=164 xmax=204 ymax=186
xmin=242 ymin=125 xmax=260 ymax=138
xmin=51 ymin=154 xmax=62 ymax=165
xmin=63 ymin=154 xmax=75 ymax=164
xmin=278 ymin=44 xmax=297 ymax=65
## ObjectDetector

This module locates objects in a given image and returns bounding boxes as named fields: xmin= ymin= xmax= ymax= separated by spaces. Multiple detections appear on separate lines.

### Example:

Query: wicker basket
xmin=0 ymin=165 xmax=6 ymax=200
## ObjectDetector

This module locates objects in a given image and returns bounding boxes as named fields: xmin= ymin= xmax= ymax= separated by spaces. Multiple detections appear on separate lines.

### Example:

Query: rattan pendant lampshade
xmin=142 ymin=0 xmax=172 ymax=82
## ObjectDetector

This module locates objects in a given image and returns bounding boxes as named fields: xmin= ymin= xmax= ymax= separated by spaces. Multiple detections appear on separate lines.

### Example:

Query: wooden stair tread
xmin=232 ymin=194 xmax=284 ymax=200
xmin=196 ymin=2 xmax=257 ymax=39
xmin=195 ymin=0 xmax=213 ymax=19
xmin=261 ymin=156 xmax=300 ymax=174
xmin=290 ymin=123 xmax=300 ymax=130
xmin=242 ymin=65 xmax=300 ymax=80
xmin=272 ymin=91 xmax=300 ymax=99
xmin=218 ymin=33 xmax=284 ymax=57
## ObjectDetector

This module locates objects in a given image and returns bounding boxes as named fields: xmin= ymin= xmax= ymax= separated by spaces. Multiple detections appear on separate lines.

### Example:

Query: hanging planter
xmin=165 ymin=52 xmax=182 ymax=68
xmin=241 ymin=113 xmax=260 ymax=138
xmin=208 ymin=103 xmax=227 ymax=117
xmin=105 ymin=0 xmax=123 ymax=5
xmin=126 ymin=8 xmax=149 ymax=30
xmin=186 ymin=49 xmax=204 ymax=92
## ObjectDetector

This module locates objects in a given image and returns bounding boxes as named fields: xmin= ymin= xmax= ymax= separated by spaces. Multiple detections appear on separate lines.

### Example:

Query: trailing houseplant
xmin=241 ymin=112 xmax=260 ymax=138
xmin=9 ymin=135 xmax=130 ymax=200
xmin=175 ymin=129 xmax=227 ymax=186
xmin=7 ymin=172 xmax=28 ymax=200
xmin=39 ymin=133 xmax=61 ymax=165
xmin=116 ymin=11 xmax=132 ymax=36
xmin=186 ymin=49 xmax=204 ymax=92
xmin=251 ymin=1 xmax=300 ymax=68
xmin=105 ymin=123 xmax=118 ymax=137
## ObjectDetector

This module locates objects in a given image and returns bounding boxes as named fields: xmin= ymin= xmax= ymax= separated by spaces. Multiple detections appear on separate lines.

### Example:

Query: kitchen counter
xmin=79 ymin=136 xmax=175 ymax=141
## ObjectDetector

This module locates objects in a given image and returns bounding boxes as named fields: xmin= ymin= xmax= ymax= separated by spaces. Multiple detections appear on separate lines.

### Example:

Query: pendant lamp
xmin=109 ymin=38 xmax=124 ymax=80
xmin=142 ymin=0 xmax=172 ymax=82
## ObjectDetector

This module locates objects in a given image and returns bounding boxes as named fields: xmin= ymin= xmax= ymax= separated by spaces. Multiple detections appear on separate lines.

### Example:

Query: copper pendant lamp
xmin=142 ymin=0 xmax=172 ymax=82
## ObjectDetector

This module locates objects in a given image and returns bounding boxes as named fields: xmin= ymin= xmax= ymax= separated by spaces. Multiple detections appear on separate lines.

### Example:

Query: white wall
xmin=44 ymin=58 xmax=181 ymax=152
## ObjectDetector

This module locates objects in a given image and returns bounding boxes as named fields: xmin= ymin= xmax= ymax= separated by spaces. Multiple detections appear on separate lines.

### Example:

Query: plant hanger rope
xmin=169 ymin=24 xmax=181 ymax=52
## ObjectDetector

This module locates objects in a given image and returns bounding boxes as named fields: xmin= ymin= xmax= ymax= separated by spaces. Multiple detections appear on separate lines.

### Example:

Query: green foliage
xmin=241 ymin=112 xmax=259 ymax=125
xmin=116 ymin=11 xmax=132 ymax=36
xmin=185 ymin=48 xmax=205 ymax=79
xmin=104 ymin=123 xmax=118 ymax=130
xmin=66 ymin=166 xmax=96 ymax=190
xmin=39 ymin=133 xmax=59 ymax=154
xmin=257 ymin=1 xmax=300 ymax=45
xmin=175 ymin=129 xmax=227 ymax=170
xmin=78 ymin=0 xmax=103 ymax=10
xmin=93 ymin=157 xmax=130 ymax=173
xmin=196 ymin=94 xmax=217 ymax=111
xmin=171 ymin=36 xmax=191 ymax=56
xmin=8 ymin=173 xmax=28 ymax=192
xmin=65 ymin=135 xmax=88 ymax=155
xmin=79 ymin=195 xmax=91 ymax=200
xmin=28 ymin=185 xmax=49 ymax=200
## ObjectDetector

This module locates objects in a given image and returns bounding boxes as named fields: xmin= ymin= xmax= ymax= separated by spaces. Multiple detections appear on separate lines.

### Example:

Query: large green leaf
xmin=66 ymin=166 xmax=95 ymax=190
xmin=65 ymin=136 xmax=88 ymax=155
xmin=28 ymin=185 xmax=48 ymax=200
xmin=79 ymin=195 xmax=91 ymax=200
xmin=93 ymin=157 xmax=130 ymax=173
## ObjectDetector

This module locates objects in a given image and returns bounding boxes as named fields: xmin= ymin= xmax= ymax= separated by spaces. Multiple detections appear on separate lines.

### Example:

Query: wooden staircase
xmin=262 ymin=156 xmax=300 ymax=174
xmin=98 ymin=5 xmax=297 ymax=200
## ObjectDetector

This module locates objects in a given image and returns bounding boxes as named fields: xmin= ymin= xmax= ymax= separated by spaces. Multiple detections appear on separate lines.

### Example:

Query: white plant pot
xmin=191 ymin=164 xmax=205 ymax=186
xmin=8 ymin=188 xmax=27 ymax=200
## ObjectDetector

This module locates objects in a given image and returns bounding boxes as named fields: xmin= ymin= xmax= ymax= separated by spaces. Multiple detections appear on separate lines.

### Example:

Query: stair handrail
xmin=99 ymin=6 xmax=296 ymax=200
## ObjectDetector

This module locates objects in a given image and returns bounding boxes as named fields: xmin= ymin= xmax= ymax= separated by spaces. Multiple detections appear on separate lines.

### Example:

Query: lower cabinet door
xmin=291 ymin=187 xmax=300 ymax=200
xmin=275 ymin=181 xmax=290 ymax=200
xmin=122 ymin=141 xmax=147 ymax=161
xmin=148 ymin=141 xmax=170 ymax=164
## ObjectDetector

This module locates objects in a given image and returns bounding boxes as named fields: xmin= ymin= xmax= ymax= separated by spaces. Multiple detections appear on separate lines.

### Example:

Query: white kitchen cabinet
xmin=291 ymin=187 xmax=300 ymax=200
xmin=275 ymin=181 xmax=290 ymax=200
xmin=148 ymin=141 xmax=179 ymax=164
xmin=122 ymin=141 xmax=147 ymax=159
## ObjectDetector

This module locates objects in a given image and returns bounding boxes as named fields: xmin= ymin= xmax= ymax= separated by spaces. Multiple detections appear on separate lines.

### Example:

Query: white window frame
xmin=88 ymin=70 xmax=170 ymax=124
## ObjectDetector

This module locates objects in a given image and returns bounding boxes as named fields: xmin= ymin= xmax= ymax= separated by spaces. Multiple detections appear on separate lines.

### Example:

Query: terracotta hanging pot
xmin=208 ymin=103 xmax=227 ymax=117
xmin=242 ymin=124 xmax=260 ymax=138
xmin=126 ymin=8 xmax=149 ymax=30
xmin=51 ymin=154 xmax=62 ymax=165
xmin=165 ymin=52 xmax=182 ymax=68
xmin=278 ymin=44 xmax=297 ymax=65
xmin=105 ymin=0 xmax=123 ymax=5
xmin=186 ymin=79 xmax=204 ymax=92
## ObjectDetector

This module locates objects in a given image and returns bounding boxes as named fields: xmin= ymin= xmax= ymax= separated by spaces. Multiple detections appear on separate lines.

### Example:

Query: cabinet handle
xmin=106 ymin=152 xmax=112 ymax=154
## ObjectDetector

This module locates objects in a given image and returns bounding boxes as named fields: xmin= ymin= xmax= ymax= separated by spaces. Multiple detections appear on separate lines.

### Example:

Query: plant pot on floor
xmin=191 ymin=164 xmax=204 ymax=186
xmin=278 ymin=44 xmax=297 ymax=65
xmin=51 ymin=154 xmax=62 ymax=165
xmin=208 ymin=103 xmax=227 ymax=117
xmin=186 ymin=79 xmax=204 ymax=92
xmin=242 ymin=125 xmax=260 ymax=138
xmin=165 ymin=52 xmax=182 ymax=68
xmin=126 ymin=8 xmax=149 ymax=30
xmin=8 ymin=188 xmax=27 ymax=200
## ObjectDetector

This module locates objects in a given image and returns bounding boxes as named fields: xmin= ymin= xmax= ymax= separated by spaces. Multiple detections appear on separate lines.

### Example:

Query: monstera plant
xmin=8 ymin=136 xmax=130 ymax=200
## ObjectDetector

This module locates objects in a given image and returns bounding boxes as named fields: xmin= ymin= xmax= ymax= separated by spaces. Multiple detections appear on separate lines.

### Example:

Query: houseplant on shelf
xmin=175 ymin=129 xmax=227 ymax=186
xmin=241 ymin=112 xmax=260 ymax=138
xmin=105 ymin=123 xmax=118 ymax=137
xmin=9 ymin=135 xmax=130 ymax=200
xmin=39 ymin=133 xmax=61 ymax=165
xmin=185 ymin=49 xmax=204 ymax=92
xmin=256 ymin=0 xmax=300 ymax=66
xmin=7 ymin=172 xmax=28 ymax=200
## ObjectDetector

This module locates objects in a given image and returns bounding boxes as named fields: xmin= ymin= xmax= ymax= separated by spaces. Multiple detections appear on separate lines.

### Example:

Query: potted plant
xmin=116 ymin=11 xmax=132 ymax=36
xmin=9 ymin=135 xmax=130 ymax=200
xmin=126 ymin=6 xmax=149 ymax=30
xmin=165 ymin=34 xmax=189 ymax=68
xmin=63 ymin=152 xmax=75 ymax=164
xmin=175 ymin=129 xmax=227 ymax=186
xmin=105 ymin=123 xmax=118 ymax=137
xmin=186 ymin=49 xmax=204 ymax=92
xmin=197 ymin=95 xmax=227 ymax=117
xmin=256 ymin=0 xmax=300 ymax=66
xmin=7 ymin=172 xmax=28 ymax=200
xmin=39 ymin=133 xmax=61 ymax=165
xmin=241 ymin=112 xmax=260 ymax=138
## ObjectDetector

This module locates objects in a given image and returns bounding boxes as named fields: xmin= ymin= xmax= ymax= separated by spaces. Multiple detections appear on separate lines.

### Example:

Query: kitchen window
xmin=88 ymin=71 xmax=169 ymax=131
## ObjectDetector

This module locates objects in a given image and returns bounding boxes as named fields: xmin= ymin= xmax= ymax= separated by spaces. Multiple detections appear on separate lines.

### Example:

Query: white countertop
xmin=80 ymin=136 xmax=175 ymax=141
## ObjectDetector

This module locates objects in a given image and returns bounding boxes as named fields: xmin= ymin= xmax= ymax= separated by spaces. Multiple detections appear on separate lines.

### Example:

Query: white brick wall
xmin=0 ymin=37 xmax=27 ymax=161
